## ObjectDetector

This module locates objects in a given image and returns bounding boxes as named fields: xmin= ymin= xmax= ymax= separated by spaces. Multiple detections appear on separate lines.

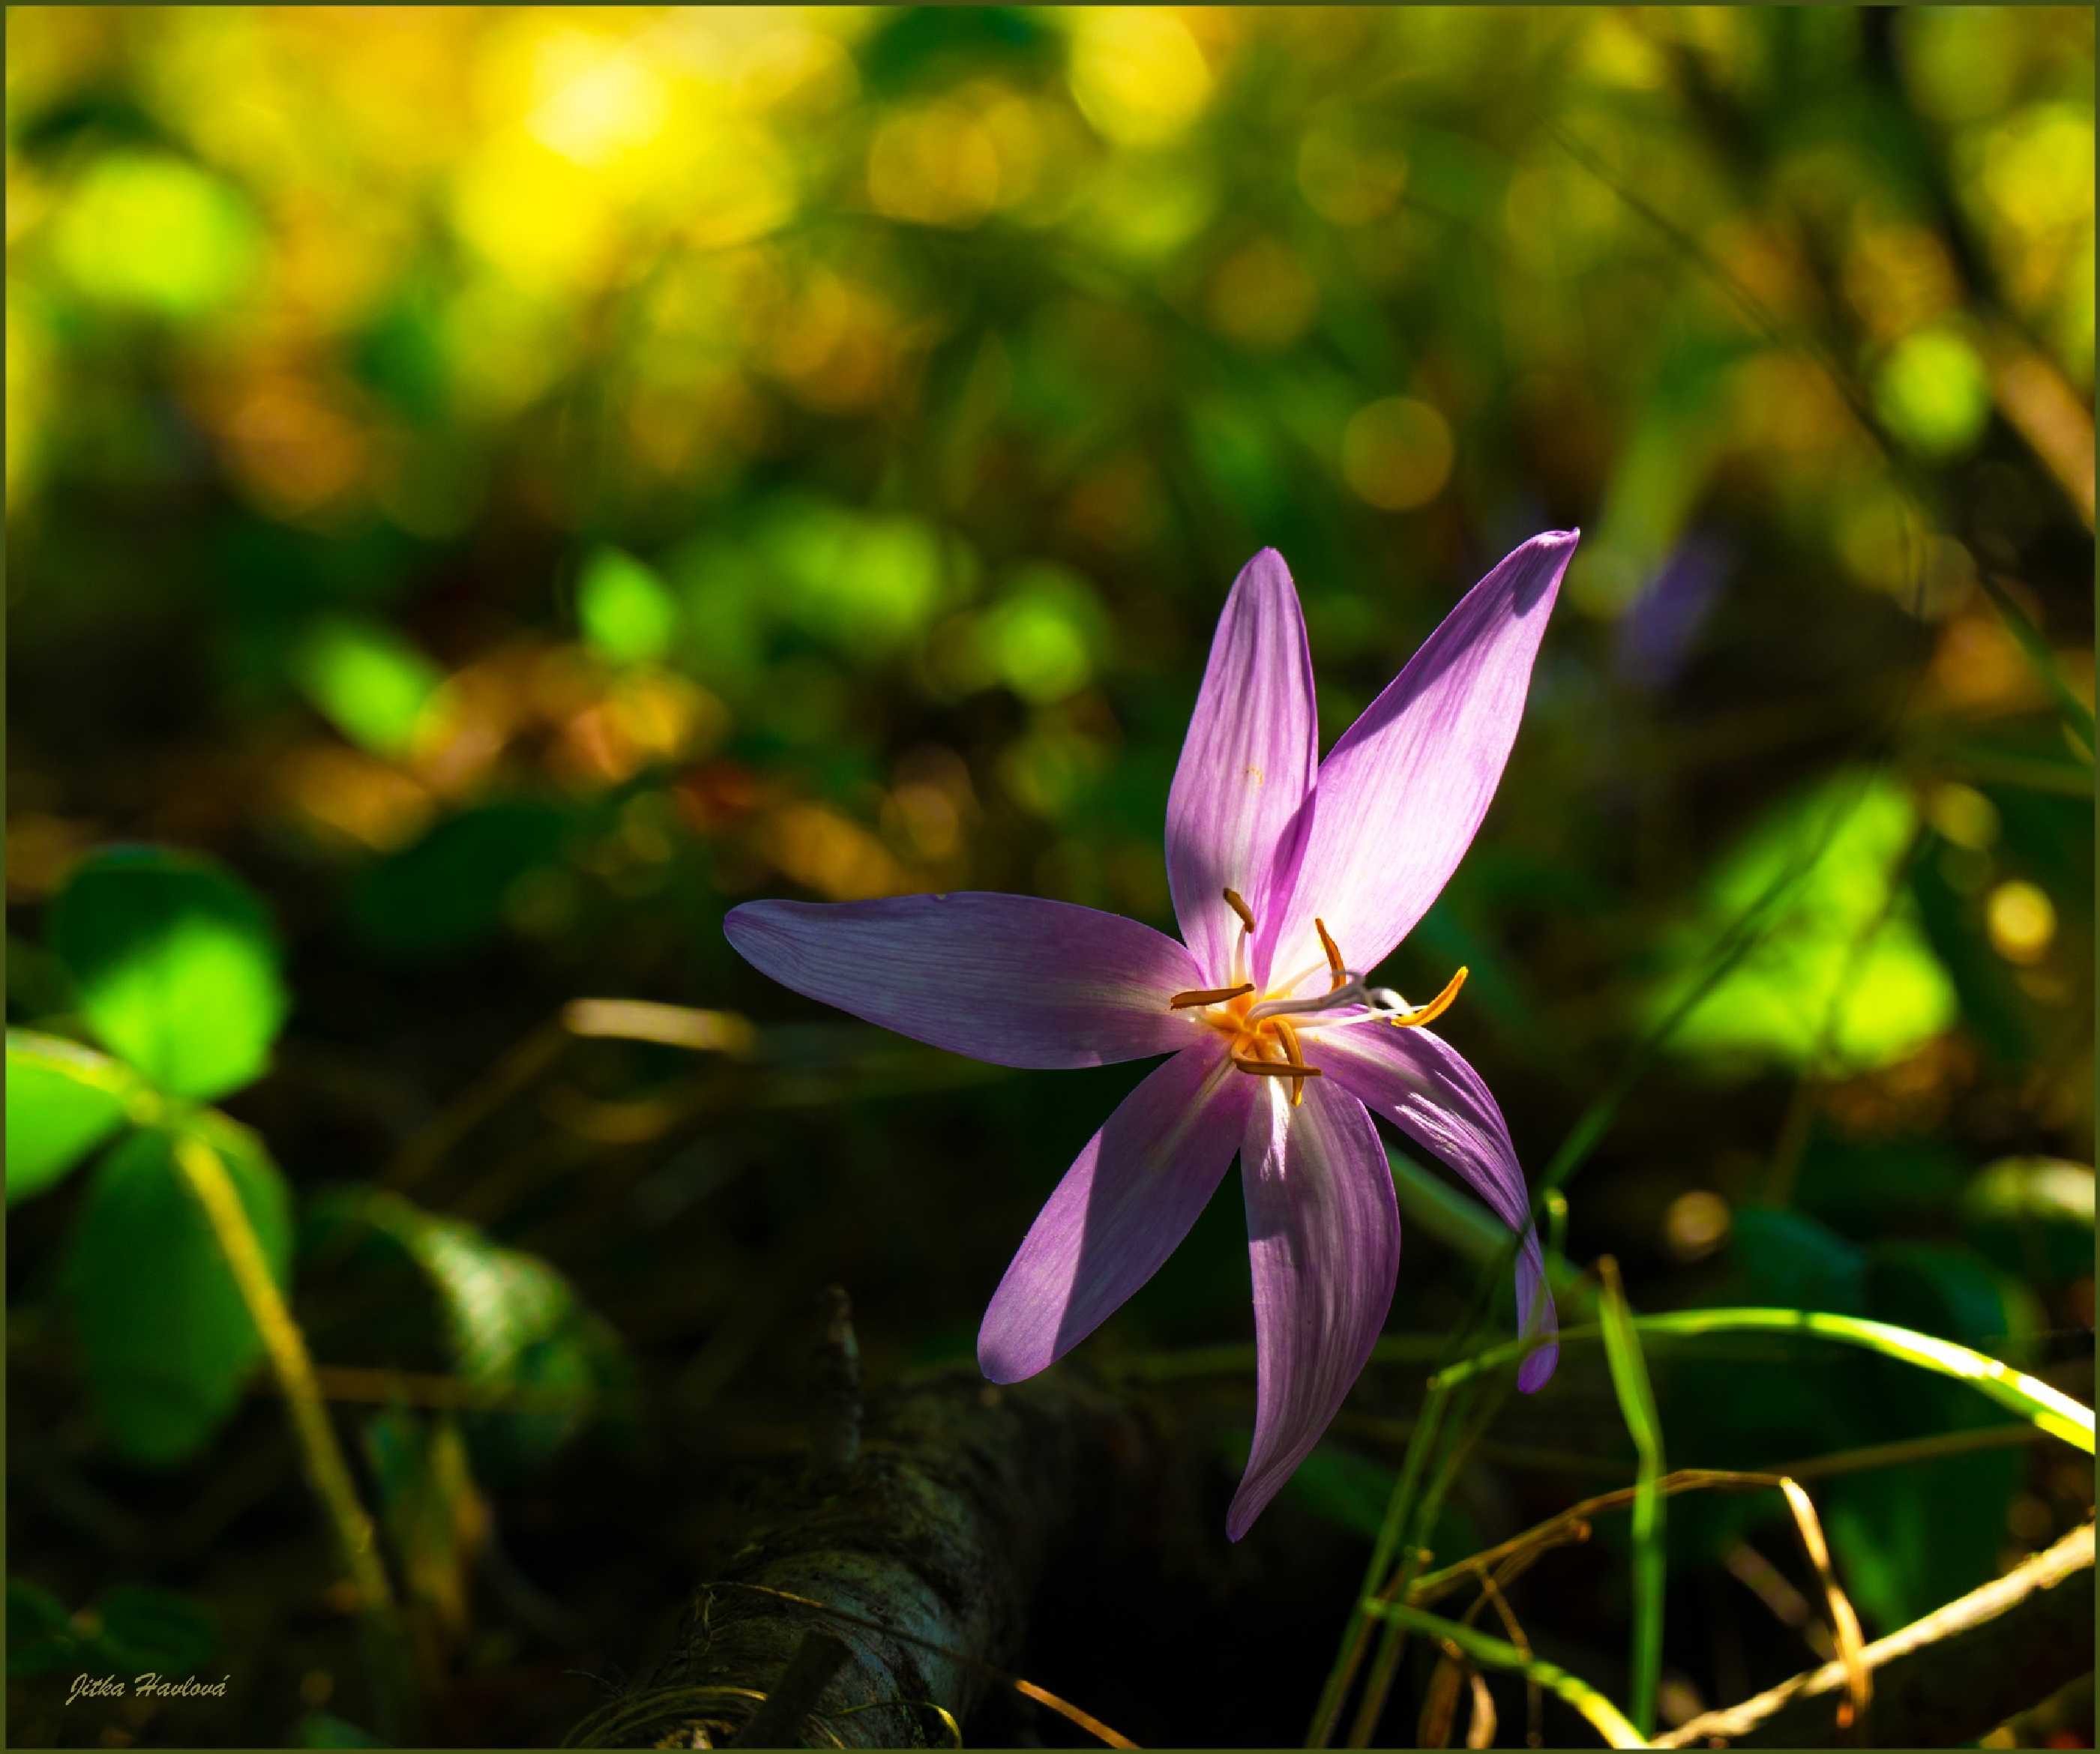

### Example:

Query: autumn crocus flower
xmin=726 ymin=532 xmax=1576 ymax=1538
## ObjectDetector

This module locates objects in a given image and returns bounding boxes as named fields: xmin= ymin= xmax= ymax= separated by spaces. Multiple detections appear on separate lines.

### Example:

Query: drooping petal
xmin=980 ymin=1040 xmax=1250 ymax=1381
xmin=1266 ymin=531 xmax=1577 ymax=984
xmin=725 ymin=893 xmax=1204 ymax=1069
xmin=1166 ymin=549 xmax=1319 ymax=986
xmin=1320 ymin=1022 xmax=1559 ymax=1391
xmin=1230 ymin=1075 xmax=1399 ymax=1540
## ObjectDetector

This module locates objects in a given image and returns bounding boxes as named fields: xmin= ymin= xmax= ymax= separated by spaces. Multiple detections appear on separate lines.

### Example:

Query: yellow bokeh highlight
xmin=1926 ymin=783 xmax=2001 ymax=852
xmin=1296 ymin=115 xmax=1408 ymax=226
xmin=1068 ymin=8 xmax=1213 ymax=146
xmin=517 ymin=29 xmax=670 ymax=168
xmin=1341 ymin=397 xmax=1455 ymax=511
xmin=868 ymin=102 xmax=1002 ymax=228
xmin=1208 ymin=238 xmax=1319 ymax=349
xmin=1663 ymin=1190 xmax=1731 ymax=1262
xmin=1988 ymin=881 xmax=2057 ymax=965
xmin=451 ymin=133 xmax=619 ymax=293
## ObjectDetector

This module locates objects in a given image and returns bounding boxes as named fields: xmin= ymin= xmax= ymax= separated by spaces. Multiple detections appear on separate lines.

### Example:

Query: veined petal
xmin=1320 ymin=1022 xmax=1559 ymax=1391
xmin=725 ymin=893 xmax=1204 ymax=1069
xmin=1230 ymin=1076 xmax=1399 ymax=1540
xmin=1167 ymin=549 xmax=1319 ymax=986
xmin=979 ymin=1040 xmax=1250 ymax=1381
xmin=1268 ymin=531 xmax=1577 ymax=983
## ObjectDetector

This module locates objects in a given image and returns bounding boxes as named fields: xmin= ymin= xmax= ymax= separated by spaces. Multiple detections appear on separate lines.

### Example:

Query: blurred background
xmin=5 ymin=5 xmax=2094 ymax=1748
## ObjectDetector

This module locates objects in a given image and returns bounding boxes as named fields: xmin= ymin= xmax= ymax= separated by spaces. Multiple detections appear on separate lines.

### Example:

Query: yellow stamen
xmin=1221 ymin=887 xmax=1257 ymax=934
xmin=1231 ymin=1055 xmax=1324 ymax=1080
xmin=1168 ymin=982 xmax=1256 ymax=1010
xmin=1314 ymin=917 xmax=1347 ymax=992
xmin=1273 ymin=1016 xmax=1310 ymax=1108
xmin=1388 ymin=965 xmax=1469 ymax=1030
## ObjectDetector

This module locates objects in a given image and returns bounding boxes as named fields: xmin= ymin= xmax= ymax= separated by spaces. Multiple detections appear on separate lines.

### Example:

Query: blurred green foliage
xmin=5 ymin=5 xmax=2093 ymax=1747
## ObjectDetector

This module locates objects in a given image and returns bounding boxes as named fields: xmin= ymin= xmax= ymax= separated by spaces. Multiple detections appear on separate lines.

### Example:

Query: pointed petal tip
xmin=976 ymin=1345 xmax=1038 ymax=1387
xmin=977 ymin=1303 xmax=1047 ymax=1384
xmin=1517 ymin=1341 xmax=1559 ymax=1393
xmin=1224 ymin=1483 xmax=1271 ymax=1543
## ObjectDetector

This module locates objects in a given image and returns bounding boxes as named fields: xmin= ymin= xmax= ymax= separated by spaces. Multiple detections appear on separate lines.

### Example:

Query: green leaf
xmin=5 ymin=1578 xmax=219 ymax=1679
xmin=50 ymin=846 xmax=288 ymax=1102
xmin=577 ymin=546 xmax=679 ymax=666
xmin=88 ymin=1584 xmax=219 ymax=1675
xmin=1719 ymin=1207 xmax=1868 ymax=1314
xmin=1867 ymin=1241 xmax=2042 ymax=1358
xmin=305 ymin=1189 xmax=631 ymax=1477
xmin=1646 ymin=772 xmax=1957 ymax=1076
xmin=64 ymin=1122 xmax=292 ymax=1465
xmin=7 ymin=1577 xmax=80 ymax=1676
xmin=292 ymin=615 xmax=444 ymax=758
xmin=5 ymin=1030 xmax=151 ymax=1204
xmin=362 ymin=1409 xmax=486 ymax=1636
xmin=1963 ymin=1157 xmax=2097 ymax=1286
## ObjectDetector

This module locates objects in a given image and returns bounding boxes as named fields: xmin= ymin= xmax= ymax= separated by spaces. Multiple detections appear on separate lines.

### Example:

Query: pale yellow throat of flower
xmin=1167 ymin=887 xmax=1467 ymax=1106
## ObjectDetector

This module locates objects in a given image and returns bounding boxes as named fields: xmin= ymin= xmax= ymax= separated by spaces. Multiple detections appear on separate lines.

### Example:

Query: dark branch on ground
xmin=605 ymin=1365 xmax=1185 ymax=1748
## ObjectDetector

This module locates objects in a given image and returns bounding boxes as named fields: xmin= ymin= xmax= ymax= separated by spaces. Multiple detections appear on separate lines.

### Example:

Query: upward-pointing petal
xmin=1167 ymin=549 xmax=1319 ymax=986
xmin=1269 ymin=531 xmax=1577 ymax=984
xmin=1229 ymin=1076 xmax=1399 ymax=1540
xmin=724 ymin=893 xmax=1204 ymax=1069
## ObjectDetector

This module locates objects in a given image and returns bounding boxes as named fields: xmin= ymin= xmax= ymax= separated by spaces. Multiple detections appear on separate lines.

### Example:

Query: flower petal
xmin=1229 ymin=1076 xmax=1399 ymax=1540
xmin=725 ymin=893 xmax=1203 ymax=1069
xmin=1167 ymin=549 xmax=1319 ymax=986
xmin=979 ymin=1041 xmax=1249 ymax=1381
xmin=1320 ymin=1022 xmax=1559 ymax=1390
xmin=1268 ymin=531 xmax=1577 ymax=984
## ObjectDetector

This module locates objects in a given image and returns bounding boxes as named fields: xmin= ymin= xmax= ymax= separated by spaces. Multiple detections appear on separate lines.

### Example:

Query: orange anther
xmin=1168 ymin=983 xmax=1256 ymax=1010
xmin=1314 ymin=917 xmax=1347 ymax=992
xmin=1221 ymin=887 xmax=1257 ymax=934
xmin=1273 ymin=1017 xmax=1311 ymax=1108
xmin=1388 ymin=965 xmax=1469 ymax=1031
xmin=1230 ymin=1056 xmax=1325 ymax=1079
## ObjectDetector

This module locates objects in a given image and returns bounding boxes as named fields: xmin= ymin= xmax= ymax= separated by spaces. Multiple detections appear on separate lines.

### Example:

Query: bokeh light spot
xmin=1872 ymin=328 xmax=1994 ymax=460
xmin=1987 ymin=880 xmax=2057 ymax=965
xmin=1068 ymin=8 xmax=1212 ymax=146
xmin=1208 ymin=238 xmax=1320 ymax=349
xmin=54 ymin=153 xmax=262 ymax=316
xmin=1664 ymin=1190 xmax=1732 ymax=1262
xmin=577 ymin=548 xmax=679 ymax=666
xmin=1341 ymin=397 xmax=1454 ymax=510
xmin=868 ymin=102 xmax=1002 ymax=227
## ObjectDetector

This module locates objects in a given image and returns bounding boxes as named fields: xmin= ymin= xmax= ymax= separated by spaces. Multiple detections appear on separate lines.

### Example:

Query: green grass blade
xmin=1975 ymin=570 xmax=2096 ymax=759
xmin=1305 ymin=1377 xmax=1452 ymax=1747
xmin=1357 ymin=1601 xmax=1646 ymax=1749
xmin=1433 ymin=1307 xmax=2096 ymax=1453
xmin=1596 ymin=1260 xmax=1664 ymax=1739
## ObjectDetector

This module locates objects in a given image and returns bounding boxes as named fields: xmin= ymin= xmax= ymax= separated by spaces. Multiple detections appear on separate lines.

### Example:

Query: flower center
xmin=1166 ymin=890 xmax=1468 ymax=1107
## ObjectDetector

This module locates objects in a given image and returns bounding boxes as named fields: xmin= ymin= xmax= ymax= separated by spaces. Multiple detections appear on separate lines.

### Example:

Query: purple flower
xmin=726 ymin=533 xmax=1577 ymax=1538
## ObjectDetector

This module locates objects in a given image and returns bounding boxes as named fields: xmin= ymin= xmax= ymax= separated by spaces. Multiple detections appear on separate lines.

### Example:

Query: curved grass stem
xmin=171 ymin=1131 xmax=396 ymax=1615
